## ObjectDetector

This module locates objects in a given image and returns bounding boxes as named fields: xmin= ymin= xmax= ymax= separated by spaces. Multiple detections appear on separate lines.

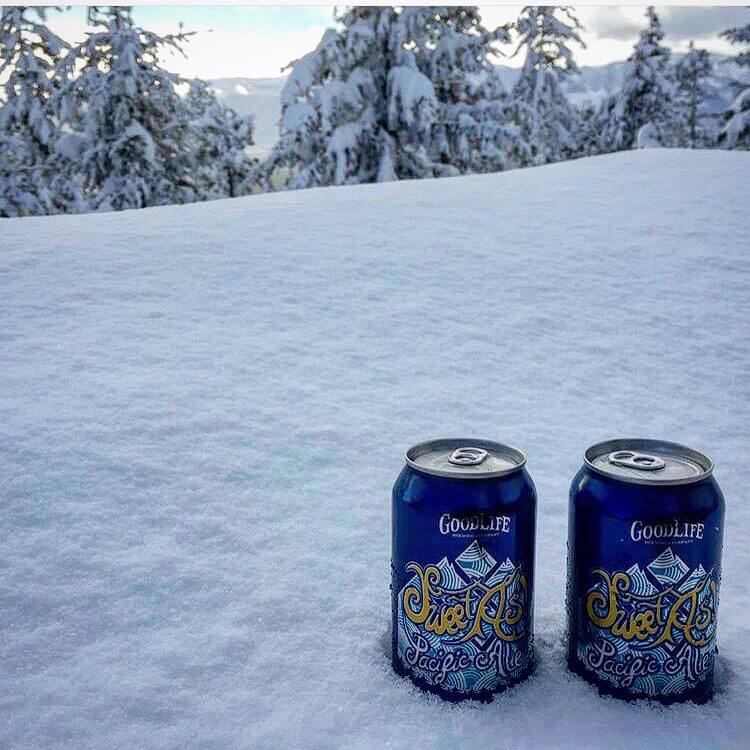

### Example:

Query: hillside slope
xmin=2 ymin=150 xmax=749 ymax=749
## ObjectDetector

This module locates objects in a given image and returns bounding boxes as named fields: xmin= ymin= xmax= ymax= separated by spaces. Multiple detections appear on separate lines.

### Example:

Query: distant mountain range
xmin=211 ymin=55 xmax=744 ymax=157
xmin=209 ymin=77 xmax=286 ymax=156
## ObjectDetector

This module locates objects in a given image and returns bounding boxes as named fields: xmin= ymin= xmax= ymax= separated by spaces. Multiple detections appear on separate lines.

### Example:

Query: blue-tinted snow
xmin=1 ymin=150 xmax=748 ymax=749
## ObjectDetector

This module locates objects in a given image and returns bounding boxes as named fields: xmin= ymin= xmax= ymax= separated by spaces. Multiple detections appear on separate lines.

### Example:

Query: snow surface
xmin=1 ymin=150 xmax=749 ymax=749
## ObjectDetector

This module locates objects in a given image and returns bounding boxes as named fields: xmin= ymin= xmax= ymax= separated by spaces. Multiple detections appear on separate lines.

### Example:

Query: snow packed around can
xmin=1 ymin=149 xmax=749 ymax=749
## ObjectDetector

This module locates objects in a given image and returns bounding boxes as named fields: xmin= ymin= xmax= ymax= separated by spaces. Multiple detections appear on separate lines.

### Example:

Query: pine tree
xmin=51 ymin=7 xmax=201 ymax=212
xmin=256 ymin=8 xmax=433 ymax=190
xmin=599 ymin=7 xmax=676 ymax=151
xmin=0 ymin=6 xmax=67 ymax=217
xmin=674 ymin=42 xmax=715 ymax=148
xmin=511 ymin=6 xmax=585 ymax=166
xmin=577 ymin=101 xmax=602 ymax=157
xmin=186 ymin=79 xmax=256 ymax=199
xmin=257 ymin=6 xmax=523 ymax=190
xmin=719 ymin=12 xmax=750 ymax=149
xmin=417 ymin=7 xmax=528 ymax=173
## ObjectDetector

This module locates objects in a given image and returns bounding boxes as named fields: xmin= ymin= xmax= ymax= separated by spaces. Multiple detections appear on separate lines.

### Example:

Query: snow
xmin=722 ymin=87 xmax=750 ymax=147
xmin=1 ymin=149 xmax=749 ymax=749
xmin=637 ymin=122 xmax=662 ymax=148
xmin=327 ymin=121 xmax=364 ymax=184
xmin=387 ymin=64 xmax=437 ymax=129
xmin=280 ymin=100 xmax=315 ymax=132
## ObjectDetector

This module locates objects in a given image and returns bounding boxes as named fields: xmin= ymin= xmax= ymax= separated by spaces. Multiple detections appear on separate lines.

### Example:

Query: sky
xmin=46 ymin=5 xmax=749 ymax=80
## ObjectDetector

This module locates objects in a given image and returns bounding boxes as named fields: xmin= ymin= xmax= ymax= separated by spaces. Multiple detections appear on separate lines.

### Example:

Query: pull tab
xmin=608 ymin=450 xmax=666 ymax=472
xmin=449 ymin=447 xmax=488 ymax=466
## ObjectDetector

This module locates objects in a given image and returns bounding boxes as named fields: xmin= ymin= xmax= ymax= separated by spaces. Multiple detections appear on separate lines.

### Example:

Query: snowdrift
xmin=2 ymin=150 xmax=749 ymax=749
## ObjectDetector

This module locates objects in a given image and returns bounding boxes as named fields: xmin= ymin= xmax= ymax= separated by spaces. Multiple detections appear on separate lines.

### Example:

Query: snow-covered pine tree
xmin=51 ymin=6 xmax=201 ymax=212
xmin=186 ymin=79 xmax=256 ymax=199
xmin=0 ymin=6 xmax=67 ymax=217
xmin=599 ymin=6 xmax=676 ymax=151
xmin=583 ymin=95 xmax=619 ymax=155
xmin=418 ymin=7 xmax=528 ymax=173
xmin=577 ymin=101 xmax=603 ymax=157
xmin=257 ymin=6 xmax=523 ymax=190
xmin=511 ymin=6 xmax=585 ymax=166
xmin=256 ymin=7 xmax=433 ymax=190
xmin=719 ymin=12 xmax=750 ymax=149
xmin=674 ymin=42 xmax=715 ymax=148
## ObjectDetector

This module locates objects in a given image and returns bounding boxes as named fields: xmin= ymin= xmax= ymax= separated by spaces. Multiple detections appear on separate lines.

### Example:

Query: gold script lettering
xmin=586 ymin=569 xmax=716 ymax=648
xmin=402 ymin=562 xmax=526 ymax=643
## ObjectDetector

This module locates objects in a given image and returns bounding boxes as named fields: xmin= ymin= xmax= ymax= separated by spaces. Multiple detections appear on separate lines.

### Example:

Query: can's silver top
xmin=584 ymin=438 xmax=713 ymax=486
xmin=406 ymin=438 xmax=526 ymax=479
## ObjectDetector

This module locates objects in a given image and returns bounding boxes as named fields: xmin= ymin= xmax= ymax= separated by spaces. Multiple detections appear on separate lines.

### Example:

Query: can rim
xmin=583 ymin=438 xmax=714 ymax=486
xmin=406 ymin=438 xmax=527 ymax=479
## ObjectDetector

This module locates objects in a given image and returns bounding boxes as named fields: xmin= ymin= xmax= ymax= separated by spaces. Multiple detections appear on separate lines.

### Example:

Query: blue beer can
xmin=391 ymin=438 xmax=536 ymax=700
xmin=567 ymin=439 xmax=725 ymax=703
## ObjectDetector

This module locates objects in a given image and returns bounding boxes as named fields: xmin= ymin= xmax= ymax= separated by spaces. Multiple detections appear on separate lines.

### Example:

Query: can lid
xmin=584 ymin=438 xmax=713 ymax=486
xmin=406 ymin=438 xmax=526 ymax=479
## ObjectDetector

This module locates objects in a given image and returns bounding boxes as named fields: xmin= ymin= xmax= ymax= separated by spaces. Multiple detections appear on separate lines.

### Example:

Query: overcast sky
xmin=47 ymin=6 xmax=749 ymax=79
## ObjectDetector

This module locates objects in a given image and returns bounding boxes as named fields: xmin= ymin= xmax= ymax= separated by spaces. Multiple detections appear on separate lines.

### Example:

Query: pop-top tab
xmin=406 ymin=438 xmax=525 ymax=479
xmin=608 ymin=450 xmax=666 ymax=472
xmin=585 ymin=439 xmax=713 ymax=486
xmin=448 ymin=447 xmax=488 ymax=466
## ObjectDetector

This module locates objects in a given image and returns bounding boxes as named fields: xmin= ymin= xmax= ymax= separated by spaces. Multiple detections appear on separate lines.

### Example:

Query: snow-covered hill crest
xmin=2 ymin=150 xmax=749 ymax=749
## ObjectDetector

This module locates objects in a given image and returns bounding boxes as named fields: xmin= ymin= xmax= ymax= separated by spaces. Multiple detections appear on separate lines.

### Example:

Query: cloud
xmin=580 ymin=6 xmax=749 ymax=44
xmin=579 ymin=7 xmax=644 ymax=41
xmin=659 ymin=7 xmax=750 ymax=42
xmin=570 ymin=6 xmax=749 ymax=64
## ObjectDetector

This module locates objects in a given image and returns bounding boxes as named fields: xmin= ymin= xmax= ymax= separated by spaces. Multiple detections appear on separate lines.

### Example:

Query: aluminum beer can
xmin=391 ymin=438 xmax=536 ymax=700
xmin=566 ymin=439 xmax=725 ymax=703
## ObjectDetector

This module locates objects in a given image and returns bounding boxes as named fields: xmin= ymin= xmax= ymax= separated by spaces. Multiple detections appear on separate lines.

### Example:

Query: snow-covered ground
xmin=2 ymin=150 xmax=748 ymax=749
